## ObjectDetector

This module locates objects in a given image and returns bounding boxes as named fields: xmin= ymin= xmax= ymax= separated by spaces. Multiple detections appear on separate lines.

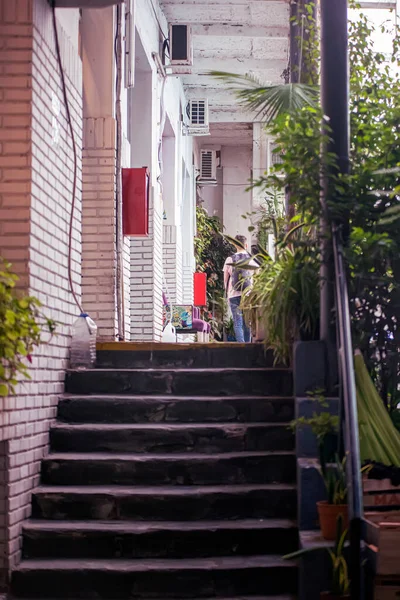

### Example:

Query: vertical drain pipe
xmin=115 ymin=3 xmax=125 ymax=340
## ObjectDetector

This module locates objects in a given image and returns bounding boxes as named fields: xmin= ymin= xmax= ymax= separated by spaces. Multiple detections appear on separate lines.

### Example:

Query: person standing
xmin=223 ymin=235 xmax=256 ymax=343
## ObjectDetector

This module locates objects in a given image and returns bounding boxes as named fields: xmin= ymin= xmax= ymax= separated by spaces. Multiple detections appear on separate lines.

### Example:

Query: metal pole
xmin=320 ymin=0 xmax=349 ymax=391
xmin=320 ymin=3 xmax=363 ymax=599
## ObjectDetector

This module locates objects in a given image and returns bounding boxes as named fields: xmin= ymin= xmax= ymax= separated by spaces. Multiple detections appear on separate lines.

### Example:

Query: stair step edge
xmin=34 ymin=483 xmax=297 ymax=494
xmin=15 ymin=555 xmax=297 ymax=571
xmin=23 ymin=518 xmax=298 ymax=532
xmin=43 ymin=451 xmax=295 ymax=461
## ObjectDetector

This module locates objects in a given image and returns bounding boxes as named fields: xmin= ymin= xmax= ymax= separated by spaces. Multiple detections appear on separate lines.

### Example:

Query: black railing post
xmin=320 ymin=2 xmax=364 ymax=599
xmin=320 ymin=0 xmax=350 ymax=392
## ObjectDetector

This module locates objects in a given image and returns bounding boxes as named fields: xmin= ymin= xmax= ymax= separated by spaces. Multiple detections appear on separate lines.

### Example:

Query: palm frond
xmin=210 ymin=71 xmax=318 ymax=123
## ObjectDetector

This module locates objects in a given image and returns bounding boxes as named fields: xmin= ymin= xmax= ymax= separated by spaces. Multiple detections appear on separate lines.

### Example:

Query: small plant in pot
xmin=284 ymin=515 xmax=350 ymax=600
xmin=317 ymin=455 xmax=348 ymax=541
xmin=290 ymin=394 xmax=346 ymax=540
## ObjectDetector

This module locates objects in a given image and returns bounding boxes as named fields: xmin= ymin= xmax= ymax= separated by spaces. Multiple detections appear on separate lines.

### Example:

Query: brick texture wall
xmin=81 ymin=116 xmax=118 ymax=340
xmin=130 ymin=197 xmax=163 ymax=342
xmin=163 ymin=225 xmax=183 ymax=304
xmin=0 ymin=0 xmax=82 ymax=584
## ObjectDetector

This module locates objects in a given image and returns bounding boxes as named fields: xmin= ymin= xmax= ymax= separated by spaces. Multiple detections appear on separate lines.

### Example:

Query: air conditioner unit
xmin=183 ymin=100 xmax=210 ymax=136
xmin=269 ymin=142 xmax=284 ymax=171
xmin=188 ymin=99 xmax=209 ymax=127
xmin=169 ymin=24 xmax=193 ymax=66
xmin=198 ymin=150 xmax=217 ymax=183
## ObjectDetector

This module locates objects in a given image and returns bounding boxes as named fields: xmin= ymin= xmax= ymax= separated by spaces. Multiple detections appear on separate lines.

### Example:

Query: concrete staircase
xmin=12 ymin=343 xmax=298 ymax=599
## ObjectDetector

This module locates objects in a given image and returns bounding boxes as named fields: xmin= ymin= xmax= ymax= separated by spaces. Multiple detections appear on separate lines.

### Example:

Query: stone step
xmin=10 ymin=597 xmax=296 ymax=600
xmin=50 ymin=422 xmax=295 ymax=454
xmin=22 ymin=518 xmax=298 ymax=559
xmin=11 ymin=555 xmax=297 ymax=598
xmin=32 ymin=484 xmax=297 ymax=521
xmin=41 ymin=451 xmax=296 ymax=486
xmin=57 ymin=395 xmax=294 ymax=424
xmin=10 ymin=597 xmax=295 ymax=600
xmin=65 ymin=368 xmax=293 ymax=397
xmin=96 ymin=343 xmax=275 ymax=369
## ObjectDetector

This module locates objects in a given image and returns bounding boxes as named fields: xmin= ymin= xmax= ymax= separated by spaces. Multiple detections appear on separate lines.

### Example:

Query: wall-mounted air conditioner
xmin=268 ymin=141 xmax=284 ymax=172
xmin=184 ymin=100 xmax=210 ymax=136
xmin=198 ymin=150 xmax=217 ymax=183
xmin=169 ymin=24 xmax=193 ymax=66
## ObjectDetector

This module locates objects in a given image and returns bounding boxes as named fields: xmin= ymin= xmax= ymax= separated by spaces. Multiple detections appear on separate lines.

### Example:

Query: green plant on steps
xmin=321 ymin=455 xmax=347 ymax=506
xmin=0 ymin=260 xmax=56 ymax=396
xmin=284 ymin=514 xmax=350 ymax=599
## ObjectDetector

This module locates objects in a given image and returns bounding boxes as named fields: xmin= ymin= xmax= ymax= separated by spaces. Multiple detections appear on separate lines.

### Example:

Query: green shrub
xmin=0 ymin=261 xmax=56 ymax=396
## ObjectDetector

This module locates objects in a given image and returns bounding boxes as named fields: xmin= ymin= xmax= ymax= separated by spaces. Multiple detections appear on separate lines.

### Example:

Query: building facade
xmin=0 ymin=0 xmax=293 ymax=586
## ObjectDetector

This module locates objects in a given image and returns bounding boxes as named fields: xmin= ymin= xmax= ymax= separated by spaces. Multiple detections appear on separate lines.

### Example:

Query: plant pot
xmin=320 ymin=592 xmax=350 ymax=600
xmin=317 ymin=501 xmax=349 ymax=540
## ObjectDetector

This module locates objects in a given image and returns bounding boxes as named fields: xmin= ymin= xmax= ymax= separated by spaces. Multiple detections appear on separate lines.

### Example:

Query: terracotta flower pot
xmin=321 ymin=593 xmax=350 ymax=600
xmin=317 ymin=501 xmax=349 ymax=540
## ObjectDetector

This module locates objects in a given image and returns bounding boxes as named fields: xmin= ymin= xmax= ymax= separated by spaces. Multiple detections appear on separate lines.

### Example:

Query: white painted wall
xmin=222 ymin=145 xmax=252 ymax=240
xmin=128 ymin=0 xmax=196 ymax=339
xmin=200 ymin=168 xmax=223 ymax=221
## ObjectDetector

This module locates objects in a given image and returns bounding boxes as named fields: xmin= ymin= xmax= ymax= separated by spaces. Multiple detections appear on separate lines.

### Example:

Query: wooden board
xmin=366 ymin=512 xmax=400 ymax=576
xmin=375 ymin=576 xmax=400 ymax=600
xmin=364 ymin=478 xmax=400 ymax=509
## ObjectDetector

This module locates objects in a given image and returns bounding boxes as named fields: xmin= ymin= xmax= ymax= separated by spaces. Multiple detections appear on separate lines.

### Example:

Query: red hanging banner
xmin=122 ymin=167 xmax=149 ymax=236
xmin=194 ymin=272 xmax=207 ymax=306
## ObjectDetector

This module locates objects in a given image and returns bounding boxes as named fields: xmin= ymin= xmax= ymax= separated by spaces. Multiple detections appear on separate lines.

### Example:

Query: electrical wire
xmin=114 ymin=4 xmax=125 ymax=340
xmin=149 ymin=0 xmax=168 ymax=40
xmin=51 ymin=1 xmax=83 ymax=314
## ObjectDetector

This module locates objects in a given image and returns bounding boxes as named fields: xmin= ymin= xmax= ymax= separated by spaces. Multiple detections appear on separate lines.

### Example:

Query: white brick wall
xmin=163 ymin=225 xmax=183 ymax=304
xmin=130 ymin=198 xmax=163 ymax=341
xmin=81 ymin=117 xmax=118 ymax=341
xmin=0 ymin=0 xmax=83 ymax=580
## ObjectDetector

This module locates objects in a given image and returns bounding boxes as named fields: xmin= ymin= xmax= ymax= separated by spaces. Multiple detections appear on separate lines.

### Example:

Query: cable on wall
xmin=51 ymin=1 xmax=83 ymax=314
xmin=115 ymin=3 xmax=125 ymax=340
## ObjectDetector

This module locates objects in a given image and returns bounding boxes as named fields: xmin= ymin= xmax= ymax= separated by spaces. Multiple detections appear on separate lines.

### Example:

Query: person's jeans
xmin=229 ymin=296 xmax=251 ymax=343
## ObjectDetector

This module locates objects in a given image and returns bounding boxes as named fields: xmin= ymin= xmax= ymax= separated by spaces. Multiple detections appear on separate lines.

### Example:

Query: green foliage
xmin=194 ymin=204 xmax=232 ymax=303
xmin=194 ymin=205 xmax=232 ymax=338
xmin=321 ymin=455 xmax=348 ymax=506
xmin=209 ymin=72 xmax=317 ymax=123
xmin=248 ymin=9 xmax=400 ymax=400
xmin=330 ymin=515 xmax=350 ymax=597
xmin=242 ymin=225 xmax=320 ymax=364
xmin=284 ymin=514 xmax=350 ymax=597
xmin=0 ymin=261 xmax=56 ymax=396
xmin=242 ymin=191 xmax=286 ymax=251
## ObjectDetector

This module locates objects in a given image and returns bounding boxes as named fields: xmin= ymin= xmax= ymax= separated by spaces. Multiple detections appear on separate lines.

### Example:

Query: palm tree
xmin=210 ymin=71 xmax=317 ymax=124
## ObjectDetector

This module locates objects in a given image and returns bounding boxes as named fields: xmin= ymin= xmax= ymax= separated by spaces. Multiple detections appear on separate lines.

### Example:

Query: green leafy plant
xmin=284 ymin=515 xmax=350 ymax=598
xmin=194 ymin=205 xmax=232 ymax=337
xmin=321 ymin=455 xmax=348 ymax=506
xmin=209 ymin=72 xmax=317 ymax=124
xmin=0 ymin=261 xmax=56 ymax=396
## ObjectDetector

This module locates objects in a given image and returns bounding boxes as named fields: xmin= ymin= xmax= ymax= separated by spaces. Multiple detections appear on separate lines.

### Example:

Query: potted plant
xmin=224 ymin=316 xmax=236 ymax=342
xmin=317 ymin=455 xmax=348 ymax=541
xmin=284 ymin=515 xmax=350 ymax=599
xmin=290 ymin=395 xmax=347 ymax=540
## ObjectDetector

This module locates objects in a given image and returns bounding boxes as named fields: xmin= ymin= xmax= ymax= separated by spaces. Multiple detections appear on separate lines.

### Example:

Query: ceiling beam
xmin=192 ymin=37 xmax=288 ymax=61
xmin=181 ymin=68 xmax=284 ymax=86
xmin=192 ymin=23 xmax=288 ymax=37
xmin=185 ymin=57 xmax=287 ymax=75
xmin=358 ymin=1 xmax=396 ymax=7
xmin=162 ymin=0 xmax=288 ymax=4
xmin=161 ymin=2 xmax=289 ymax=26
